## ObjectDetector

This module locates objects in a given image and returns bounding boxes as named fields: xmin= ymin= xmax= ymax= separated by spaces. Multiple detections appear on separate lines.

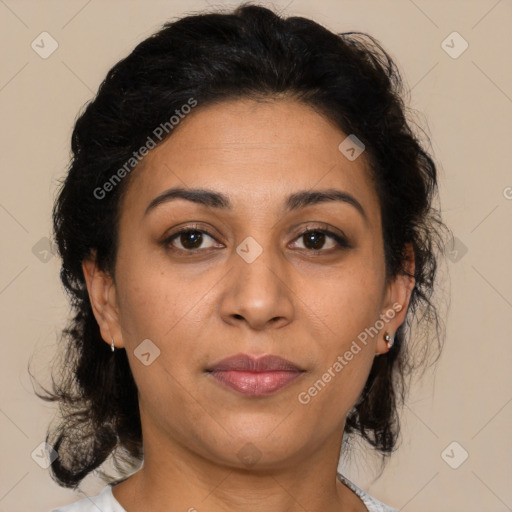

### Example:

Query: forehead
xmin=119 ymin=98 xmax=380 ymax=225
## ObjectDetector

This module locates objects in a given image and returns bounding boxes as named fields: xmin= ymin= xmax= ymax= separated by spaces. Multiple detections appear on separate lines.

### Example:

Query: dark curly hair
xmin=32 ymin=2 xmax=449 ymax=489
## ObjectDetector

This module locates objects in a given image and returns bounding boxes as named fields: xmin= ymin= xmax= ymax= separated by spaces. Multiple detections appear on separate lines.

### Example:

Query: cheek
xmin=297 ymin=274 xmax=382 ymax=416
xmin=114 ymin=243 xmax=190 ymax=339
xmin=297 ymin=258 xmax=384 ymax=407
xmin=114 ymin=248 xmax=218 ymax=390
xmin=311 ymin=256 xmax=385 ymax=339
xmin=297 ymin=346 xmax=375 ymax=428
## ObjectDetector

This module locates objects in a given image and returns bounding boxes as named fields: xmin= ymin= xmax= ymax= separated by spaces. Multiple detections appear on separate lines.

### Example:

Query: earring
xmin=384 ymin=331 xmax=394 ymax=350
xmin=111 ymin=338 xmax=115 ymax=352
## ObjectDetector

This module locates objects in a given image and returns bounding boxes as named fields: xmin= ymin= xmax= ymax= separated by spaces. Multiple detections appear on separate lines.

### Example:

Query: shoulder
xmin=48 ymin=485 xmax=126 ymax=512
xmin=337 ymin=473 xmax=399 ymax=512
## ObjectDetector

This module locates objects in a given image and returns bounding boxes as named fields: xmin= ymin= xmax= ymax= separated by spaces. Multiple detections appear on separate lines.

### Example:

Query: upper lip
xmin=206 ymin=353 xmax=304 ymax=372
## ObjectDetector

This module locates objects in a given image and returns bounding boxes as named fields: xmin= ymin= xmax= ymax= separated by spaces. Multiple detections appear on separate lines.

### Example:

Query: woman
xmin=38 ymin=3 xmax=447 ymax=511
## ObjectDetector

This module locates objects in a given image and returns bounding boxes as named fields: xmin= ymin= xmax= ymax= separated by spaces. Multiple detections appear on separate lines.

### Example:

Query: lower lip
xmin=208 ymin=370 xmax=303 ymax=396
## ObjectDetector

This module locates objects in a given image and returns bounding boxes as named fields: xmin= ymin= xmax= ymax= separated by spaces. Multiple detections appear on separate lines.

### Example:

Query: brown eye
xmin=163 ymin=224 xmax=350 ymax=255
xmin=165 ymin=227 xmax=219 ymax=252
xmin=176 ymin=230 xmax=204 ymax=249
xmin=302 ymin=230 xmax=328 ymax=250
xmin=291 ymin=228 xmax=350 ymax=252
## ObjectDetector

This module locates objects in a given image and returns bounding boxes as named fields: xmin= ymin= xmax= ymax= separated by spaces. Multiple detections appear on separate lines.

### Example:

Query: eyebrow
xmin=144 ymin=186 xmax=368 ymax=222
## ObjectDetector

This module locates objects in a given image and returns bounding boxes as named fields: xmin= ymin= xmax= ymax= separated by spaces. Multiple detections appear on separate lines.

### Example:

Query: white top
xmin=49 ymin=473 xmax=398 ymax=512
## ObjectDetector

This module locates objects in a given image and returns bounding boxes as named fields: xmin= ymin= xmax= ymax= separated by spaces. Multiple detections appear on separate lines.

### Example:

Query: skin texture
xmin=83 ymin=98 xmax=415 ymax=512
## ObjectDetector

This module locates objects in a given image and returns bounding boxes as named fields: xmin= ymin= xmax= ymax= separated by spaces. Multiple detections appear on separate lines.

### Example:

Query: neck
xmin=112 ymin=428 xmax=366 ymax=512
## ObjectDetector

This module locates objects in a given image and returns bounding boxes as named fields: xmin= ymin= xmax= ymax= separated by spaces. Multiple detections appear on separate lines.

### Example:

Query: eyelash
xmin=163 ymin=224 xmax=351 ymax=254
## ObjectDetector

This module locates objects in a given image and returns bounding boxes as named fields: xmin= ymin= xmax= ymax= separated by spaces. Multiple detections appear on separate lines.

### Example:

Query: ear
xmin=375 ymin=243 xmax=416 ymax=355
xmin=82 ymin=252 xmax=125 ymax=350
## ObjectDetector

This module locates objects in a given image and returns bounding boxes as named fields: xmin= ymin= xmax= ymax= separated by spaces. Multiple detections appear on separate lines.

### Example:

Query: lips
xmin=207 ymin=353 xmax=303 ymax=372
xmin=206 ymin=353 xmax=305 ymax=396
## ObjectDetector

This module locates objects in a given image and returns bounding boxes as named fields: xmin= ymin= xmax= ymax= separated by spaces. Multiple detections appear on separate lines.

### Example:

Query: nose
xmin=218 ymin=241 xmax=295 ymax=331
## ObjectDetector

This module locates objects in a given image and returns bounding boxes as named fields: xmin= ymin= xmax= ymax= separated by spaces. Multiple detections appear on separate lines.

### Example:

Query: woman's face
xmin=85 ymin=98 xmax=412 ymax=470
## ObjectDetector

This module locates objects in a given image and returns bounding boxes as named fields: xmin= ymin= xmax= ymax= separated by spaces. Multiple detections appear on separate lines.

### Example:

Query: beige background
xmin=1 ymin=0 xmax=511 ymax=511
